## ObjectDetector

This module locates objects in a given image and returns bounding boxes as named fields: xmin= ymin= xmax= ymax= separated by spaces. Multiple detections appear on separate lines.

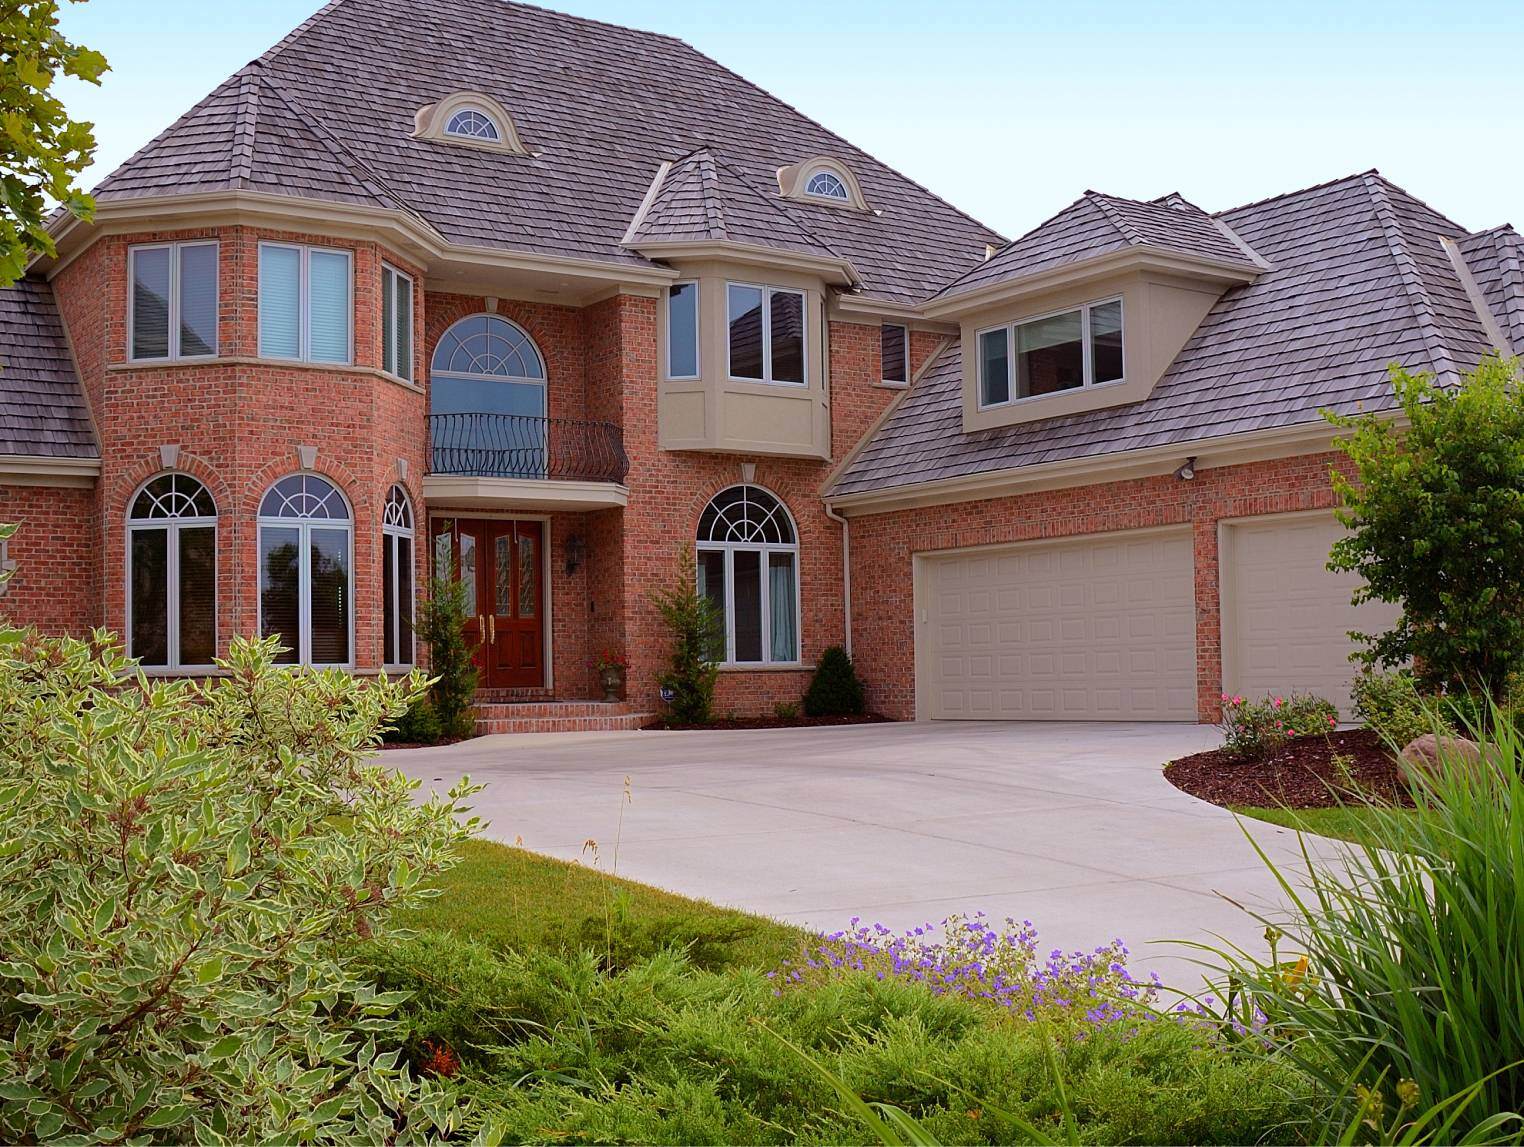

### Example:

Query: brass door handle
xmin=488 ymin=615 xmax=496 ymax=642
xmin=477 ymin=614 xmax=486 ymax=643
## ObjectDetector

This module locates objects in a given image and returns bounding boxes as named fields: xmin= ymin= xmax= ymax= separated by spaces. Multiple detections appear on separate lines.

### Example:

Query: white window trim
xmin=725 ymin=281 xmax=808 ymax=387
xmin=881 ymin=322 xmax=909 ymax=385
xmin=664 ymin=281 xmax=700 ymax=381
xmin=381 ymin=263 xmax=414 ymax=382
xmin=128 ymin=240 xmax=219 ymax=362
xmin=975 ymin=296 xmax=1126 ymax=411
xmin=126 ymin=508 xmax=218 ymax=673
xmin=804 ymin=169 xmax=850 ymax=202
xmin=698 ymin=540 xmax=803 ymax=668
xmin=257 ymin=242 xmax=354 ymax=366
xmin=256 ymin=497 xmax=355 ymax=669
xmin=382 ymin=510 xmax=415 ymax=670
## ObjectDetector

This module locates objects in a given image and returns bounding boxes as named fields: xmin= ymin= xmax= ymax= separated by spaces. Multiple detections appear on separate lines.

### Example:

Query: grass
xmin=1230 ymin=804 xmax=1414 ymax=847
xmin=398 ymin=837 xmax=804 ymax=971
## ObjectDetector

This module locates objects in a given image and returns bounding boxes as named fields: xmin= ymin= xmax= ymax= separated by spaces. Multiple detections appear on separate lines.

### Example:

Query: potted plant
xmin=593 ymin=649 xmax=630 ymax=702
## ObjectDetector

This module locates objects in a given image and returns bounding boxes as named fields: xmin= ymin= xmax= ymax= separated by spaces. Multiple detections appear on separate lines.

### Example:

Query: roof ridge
xmin=254 ymin=68 xmax=415 ymax=216
xmin=259 ymin=0 xmax=354 ymax=64
xmin=229 ymin=67 xmax=260 ymax=187
xmin=694 ymin=149 xmax=727 ymax=241
xmin=1085 ymin=192 xmax=1146 ymax=246
xmin=1216 ymin=169 xmax=1378 ymax=219
xmin=1493 ymin=228 xmax=1524 ymax=353
xmin=1362 ymin=171 xmax=1459 ymax=382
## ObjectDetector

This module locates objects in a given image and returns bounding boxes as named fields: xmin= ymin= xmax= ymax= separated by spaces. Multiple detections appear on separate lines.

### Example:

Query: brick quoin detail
xmin=845 ymin=452 xmax=1356 ymax=723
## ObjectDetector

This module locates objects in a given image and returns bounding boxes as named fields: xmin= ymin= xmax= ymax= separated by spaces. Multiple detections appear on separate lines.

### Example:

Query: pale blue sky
xmin=57 ymin=0 xmax=1523 ymax=239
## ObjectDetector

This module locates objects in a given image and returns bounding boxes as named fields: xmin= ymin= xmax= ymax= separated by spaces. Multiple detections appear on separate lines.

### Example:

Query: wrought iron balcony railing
xmin=428 ymin=413 xmax=629 ymax=484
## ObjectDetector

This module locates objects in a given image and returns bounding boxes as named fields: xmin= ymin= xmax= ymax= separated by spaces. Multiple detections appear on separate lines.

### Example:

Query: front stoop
xmin=473 ymin=700 xmax=654 ymax=735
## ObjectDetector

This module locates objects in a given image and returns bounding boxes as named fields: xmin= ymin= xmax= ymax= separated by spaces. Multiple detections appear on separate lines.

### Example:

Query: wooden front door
xmin=436 ymin=518 xmax=545 ymax=690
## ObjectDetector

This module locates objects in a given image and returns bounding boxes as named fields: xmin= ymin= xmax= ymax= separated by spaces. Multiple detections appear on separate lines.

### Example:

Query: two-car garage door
xmin=917 ymin=514 xmax=1398 ymax=721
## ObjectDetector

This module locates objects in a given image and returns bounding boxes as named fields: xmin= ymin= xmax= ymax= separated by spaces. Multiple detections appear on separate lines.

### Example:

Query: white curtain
xmin=769 ymin=554 xmax=797 ymax=662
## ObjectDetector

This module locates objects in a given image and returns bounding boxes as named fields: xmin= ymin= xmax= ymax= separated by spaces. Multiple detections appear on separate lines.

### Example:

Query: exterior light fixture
xmin=564 ymin=533 xmax=586 ymax=575
xmin=1174 ymin=456 xmax=1197 ymax=481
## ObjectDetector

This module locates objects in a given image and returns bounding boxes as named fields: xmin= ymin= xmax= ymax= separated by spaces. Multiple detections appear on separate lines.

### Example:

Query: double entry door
xmin=434 ymin=518 xmax=545 ymax=689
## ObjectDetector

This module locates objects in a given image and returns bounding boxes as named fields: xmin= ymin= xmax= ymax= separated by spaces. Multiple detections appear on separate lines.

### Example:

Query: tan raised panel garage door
xmin=920 ymin=529 xmax=1197 ymax=721
xmin=1221 ymin=513 xmax=1403 ymax=716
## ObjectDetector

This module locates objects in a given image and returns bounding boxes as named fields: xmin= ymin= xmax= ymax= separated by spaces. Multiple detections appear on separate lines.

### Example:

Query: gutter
xmin=823 ymin=502 xmax=852 ymax=657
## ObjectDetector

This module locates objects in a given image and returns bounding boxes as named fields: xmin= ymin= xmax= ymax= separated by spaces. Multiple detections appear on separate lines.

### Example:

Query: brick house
xmin=2 ymin=0 xmax=1521 ymax=730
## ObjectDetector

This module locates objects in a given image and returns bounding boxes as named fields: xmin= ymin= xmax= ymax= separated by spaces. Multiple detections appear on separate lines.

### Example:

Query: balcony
xmin=423 ymin=412 xmax=630 ymax=512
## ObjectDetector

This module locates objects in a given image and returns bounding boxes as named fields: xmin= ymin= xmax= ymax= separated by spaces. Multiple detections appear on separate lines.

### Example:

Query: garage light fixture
xmin=1174 ymin=456 xmax=1197 ymax=481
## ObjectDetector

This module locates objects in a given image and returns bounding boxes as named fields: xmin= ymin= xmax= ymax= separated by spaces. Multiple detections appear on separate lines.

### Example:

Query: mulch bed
xmin=645 ymin=713 xmax=891 ymax=731
xmin=376 ymin=735 xmax=475 ymax=751
xmin=1164 ymin=728 xmax=1414 ymax=809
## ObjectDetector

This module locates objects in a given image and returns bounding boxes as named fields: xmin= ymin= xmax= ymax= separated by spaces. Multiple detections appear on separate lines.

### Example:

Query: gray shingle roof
xmin=1456 ymin=226 xmax=1524 ymax=355
xmin=934 ymin=190 xmax=1260 ymax=301
xmin=831 ymin=172 xmax=1516 ymax=499
xmin=93 ymin=0 xmax=1003 ymax=304
xmin=627 ymin=148 xmax=841 ymax=262
xmin=0 ymin=278 xmax=96 ymax=459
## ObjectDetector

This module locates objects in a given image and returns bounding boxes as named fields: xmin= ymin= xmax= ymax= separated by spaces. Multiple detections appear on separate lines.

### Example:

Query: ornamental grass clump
xmin=0 ymin=624 xmax=479 ymax=1143
xmin=771 ymin=913 xmax=1162 ymax=1033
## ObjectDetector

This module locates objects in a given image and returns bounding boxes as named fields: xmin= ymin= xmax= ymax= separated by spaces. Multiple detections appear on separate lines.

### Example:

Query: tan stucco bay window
xmin=658 ymin=260 xmax=830 ymax=458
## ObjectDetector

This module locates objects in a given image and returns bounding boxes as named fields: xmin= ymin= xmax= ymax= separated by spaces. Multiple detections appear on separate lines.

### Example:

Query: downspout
xmin=824 ymin=502 xmax=851 ymax=657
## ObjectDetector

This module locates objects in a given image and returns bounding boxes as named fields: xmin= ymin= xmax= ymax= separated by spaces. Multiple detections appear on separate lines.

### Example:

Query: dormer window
xmin=978 ymin=298 xmax=1123 ymax=408
xmin=445 ymin=107 xmax=501 ymax=141
xmin=804 ymin=170 xmax=849 ymax=201
xmin=414 ymin=92 xmax=527 ymax=155
xmin=776 ymin=156 xmax=867 ymax=210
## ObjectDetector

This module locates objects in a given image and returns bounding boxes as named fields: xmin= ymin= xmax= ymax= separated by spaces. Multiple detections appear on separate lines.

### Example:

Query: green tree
xmin=652 ymin=548 xmax=721 ymax=725
xmin=803 ymin=644 xmax=866 ymax=717
xmin=0 ymin=1 xmax=107 ymax=286
xmin=1326 ymin=356 xmax=1524 ymax=701
xmin=416 ymin=565 xmax=479 ymax=740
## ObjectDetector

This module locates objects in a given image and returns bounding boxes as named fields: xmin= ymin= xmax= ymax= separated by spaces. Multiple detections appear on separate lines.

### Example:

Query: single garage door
xmin=1221 ymin=512 xmax=1403 ymax=715
xmin=919 ymin=528 xmax=1197 ymax=720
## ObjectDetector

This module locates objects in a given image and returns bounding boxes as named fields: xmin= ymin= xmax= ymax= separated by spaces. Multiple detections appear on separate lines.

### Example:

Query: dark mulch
xmin=1164 ymin=728 xmax=1414 ymax=810
xmin=645 ymin=713 xmax=891 ymax=731
xmin=376 ymin=735 xmax=475 ymax=751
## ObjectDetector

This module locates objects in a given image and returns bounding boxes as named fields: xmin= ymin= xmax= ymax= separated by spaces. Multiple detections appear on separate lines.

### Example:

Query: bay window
xmin=978 ymin=298 xmax=1124 ymax=408
xmin=727 ymin=283 xmax=805 ymax=385
xmin=258 ymin=243 xmax=353 ymax=364
xmin=666 ymin=281 xmax=699 ymax=379
xmin=696 ymin=485 xmax=800 ymax=665
xmin=129 ymin=241 xmax=218 ymax=361
xmin=127 ymin=473 xmax=216 ymax=669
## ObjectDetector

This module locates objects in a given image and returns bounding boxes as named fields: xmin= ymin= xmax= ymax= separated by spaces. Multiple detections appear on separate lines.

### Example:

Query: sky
xmin=55 ymin=0 xmax=1524 ymax=240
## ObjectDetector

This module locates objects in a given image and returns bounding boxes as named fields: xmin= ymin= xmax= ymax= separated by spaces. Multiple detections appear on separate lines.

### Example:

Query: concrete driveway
xmin=392 ymin=721 xmax=1348 ymax=990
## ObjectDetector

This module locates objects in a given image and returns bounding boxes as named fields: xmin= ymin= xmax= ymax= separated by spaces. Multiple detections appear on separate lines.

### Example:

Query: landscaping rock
xmin=1398 ymin=733 xmax=1484 ymax=779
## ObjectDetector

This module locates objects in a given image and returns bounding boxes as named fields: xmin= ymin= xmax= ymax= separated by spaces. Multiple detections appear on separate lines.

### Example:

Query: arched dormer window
xmin=429 ymin=314 xmax=548 ymax=479
xmin=776 ymin=157 xmax=868 ymax=211
xmin=414 ymin=92 xmax=527 ymax=155
xmin=695 ymin=485 xmax=800 ymax=665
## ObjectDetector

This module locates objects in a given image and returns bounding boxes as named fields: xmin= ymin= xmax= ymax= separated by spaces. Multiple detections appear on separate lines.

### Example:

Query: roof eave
xmin=40 ymin=190 xmax=678 ymax=289
xmin=923 ymin=246 xmax=1263 ymax=320
xmin=627 ymin=239 xmax=861 ymax=287
xmin=0 ymin=453 xmax=101 ymax=487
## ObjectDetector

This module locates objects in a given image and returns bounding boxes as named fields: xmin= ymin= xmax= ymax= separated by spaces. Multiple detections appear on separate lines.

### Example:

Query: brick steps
xmin=473 ymin=700 xmax=654 ymax=735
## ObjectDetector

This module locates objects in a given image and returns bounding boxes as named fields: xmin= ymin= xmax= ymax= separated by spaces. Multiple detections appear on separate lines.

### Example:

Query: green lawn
xmin=399 ymin=837 xmax=804 ymax=970
xmin=1231 ymin=804 xmax=1415 ymax=848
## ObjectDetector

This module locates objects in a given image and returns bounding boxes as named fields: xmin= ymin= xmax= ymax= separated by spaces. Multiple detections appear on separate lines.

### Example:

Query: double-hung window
xmin=129 ymin=241 xmax=218 ymax=361
xmin=258 ymin=243 xmax=353 ymax=364
xmin=727 ymin=283 xmax=806 ymax=385
xmin=381 ymin=263 xmax=414 ymax=381
xmin=881 ymin=322 xmax=908 ymax=385
xmin=978 ymin=298 xmax=1124 ymax=408
xmin=665 ymin=282 xmax=699 ymax=379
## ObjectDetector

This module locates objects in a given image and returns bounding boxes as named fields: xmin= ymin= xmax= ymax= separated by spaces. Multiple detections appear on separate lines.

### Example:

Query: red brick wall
xmin=845 ymin=451 xmax=1355 ymax=722
xmin=0 ymin=485 xmax=97 ymax=634
xmin=49 ymin=225 xmax=430 ymax=669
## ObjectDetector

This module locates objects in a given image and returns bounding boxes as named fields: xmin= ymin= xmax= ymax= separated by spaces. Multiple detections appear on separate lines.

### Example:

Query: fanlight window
xmin=257 ymin=474 xmax=352 ymax=666
xmin=804 ymin=170 xmax=849 ymax=201
xmin=696 ymin=485 xmax=800 ymax=665
xmin=429 ymin=314 xmax=549 ymax=480
xmin=128 ymin=474 xmax=216 ymax=670
xmin=445 ymin=108 xmax=501 ymax=141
